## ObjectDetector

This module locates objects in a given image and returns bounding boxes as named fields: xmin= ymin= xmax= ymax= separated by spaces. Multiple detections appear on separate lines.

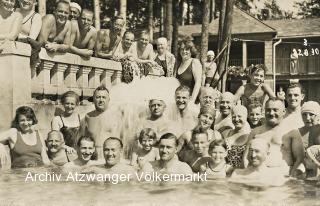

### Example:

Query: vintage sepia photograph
xmin=0 ymin=0 xmax=319 ymax=205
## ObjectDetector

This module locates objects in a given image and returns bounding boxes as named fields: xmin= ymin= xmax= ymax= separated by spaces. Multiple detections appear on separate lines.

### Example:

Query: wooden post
xmin=94 ymin=0 xmax=101 ymax=30
xmin=200 ymin=0 xmax=210 ymax=67
xmin=216 ymin=0 xmax=235 ymax=92
xmin=38 ymin=0 xmax=46 ymax=16
xmin=148 ymin=0 xmax=154 ymax=42
xmin=242 ymin=41 xmax=247 ymax=68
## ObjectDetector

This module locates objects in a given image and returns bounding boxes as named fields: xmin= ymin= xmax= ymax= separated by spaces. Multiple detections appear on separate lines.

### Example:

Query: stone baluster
xmin=77 ymin=66 xmax=92 ymax=97
xmin=101 ymin=70 xmax=115 ymax=88
xmin=50 ymin=63 xmax=68 ymax=95
xmin=89 ymin=68 xmax=104 ymax=89
xmin=65 ymin=64 xmax=81 ymax=96
xmin=32 ymin=60 xmax=55 ymax=94
xmin=112 ymin=70 xmax=122 ymax=85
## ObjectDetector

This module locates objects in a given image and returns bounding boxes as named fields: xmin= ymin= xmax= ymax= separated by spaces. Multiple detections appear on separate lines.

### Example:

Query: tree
xmin=164 ymin=0 xmax=173 ymax=51
xmin=172 ymin=0 xmax=180 ymax=57
xmin=148 ymin=0 xmax=154 ymax=42
xmin=200 ymin=0 xmax=210 ymax=67
xmin=295 ymin=0 xmax=320 ymax=18
xmin=263 ymin=0 xmax=284 ymax=19
xmin=119 ymin=0 xmax=127 ymax=22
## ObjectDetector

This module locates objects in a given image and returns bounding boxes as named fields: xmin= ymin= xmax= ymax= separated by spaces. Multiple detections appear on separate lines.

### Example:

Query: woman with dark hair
xmin=51 ymin=91 xmax=81 ymax=148
xmin=0 ymin=106 xmax=50 ymax=168
xmin=176 ymin=38 xmax=202 ymax=104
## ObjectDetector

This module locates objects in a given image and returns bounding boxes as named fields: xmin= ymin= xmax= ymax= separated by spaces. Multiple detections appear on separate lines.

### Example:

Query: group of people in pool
xmin=1 ymin=0 xmax=320 ymax=186
xmin=0 ymin=66 xmax=320 ymax=186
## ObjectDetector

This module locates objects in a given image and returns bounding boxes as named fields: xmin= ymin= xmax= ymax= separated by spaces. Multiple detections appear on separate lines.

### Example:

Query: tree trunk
xmin=165 ymin=0 xmax=173 ymax=51
xmin=94 ymin=0 xmax=101 ymax=30
xmin=217 ymin=0 xmax=226 ymax=55
xmin=187 ymin=0 xmax=191 ymax=25
xmin=172 ymin=0 xmax=180 ymax=57
xmin=210 ymin=0 xmax=216 ymax=21
xmin=180 ymin=0 xmax=185 ymax=25
xmin=119 ymin=0 xmax=127 ymax=22
xmin=148 ymin=0 xmax=154 ymax=42
xmin=216 ymin=0 xmax=234 ymax=92
xmin=38 ymin=0 xmax=46 ymax=16
xmin=200 ymin=0 xmax=210 ymax=67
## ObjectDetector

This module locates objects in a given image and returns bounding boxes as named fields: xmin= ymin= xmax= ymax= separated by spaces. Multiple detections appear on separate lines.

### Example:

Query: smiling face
xmin=265 ymin=100 xmax=285 ymax=127
xmin=18 ymin=0 xmax=35 ymax=11
xmin=62 ymin=96 xmax=77 ymax=115
xmin=175 ymin=90 xmax=190 ymax=111
xmin=209 ymin=145 xmax=227 ymax=164
xmin=179 ymin=43 xmax=192 ymax=61
xmin=123 ymin=32 xmax=134 ymax=49
xmin=78 ymin=140 xmax=95 ymax=162
xmin=140 ymin=136 xmax=154 ymax=151
xmin=18 ymin=114 xmax=33 ymax=133
xmin=159 ymin=138 xmax=176 ymax=161
xmin=156 ymin=39 xmax=167 ymax=54
xmin=70 ymin=7 xmax=80 ymax=20
xmin=220 ymin=98 xmax=233 ymax=117
xmin=139 ymin=33 xmax=150 ymax=48
xmin=191 ymin=133 xmax=208 ymax=155
xmin=113 ymin=18 xmax=124 ymax=35
xmin=248 ymin=107 xmax=263 ymax=126
xmin=93 ymin=90 xmax=110 ymax=112
xmin=286 ymin=87 xmax=304 ymax=110
xmin=55 ymin=2 xmax=70 ymax=25
xmin=1 ymin=0 xmax=15 ymax=12
xmin=248 ymin=140 xmax=269 ymax=167
xmin=149 ymin=99 xmax=166 ymax=119
xmin=302 ymin=112 xmax=317 ymax=127
xmin=232 ymin=110 xmax=247 ymax=130
xmin=250 ymin=69 xmax=265 ymax=86
xmin=79 ymin=10 xmax=93 ymax=31
xmin=103 ymin=139 xmax=122 ymax=167
xmin=47 ymin=133 xmax=64 ymax=154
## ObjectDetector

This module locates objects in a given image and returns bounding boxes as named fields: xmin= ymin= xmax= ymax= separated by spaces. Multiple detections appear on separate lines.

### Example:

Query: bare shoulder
xmin=12 ymin=11 xmax=23 ymax=19
xmin=42 ymin=14 xmax=55 ymax=23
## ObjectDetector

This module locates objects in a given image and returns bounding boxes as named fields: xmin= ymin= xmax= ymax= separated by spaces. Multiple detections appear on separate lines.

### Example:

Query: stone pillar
xmin=264 ymin=40 xmax=273 ymax=74
xmin=0 ymin=42 xmax=32 ymax=130
xmin=101 ymin=70 xmax=115 ymax=88
xmin=65 ymin=65 xmax=81 ymax=95
xmin=112 ymin=70 xmax=122 ymax=85
xmin=77 ymin=67 xmax=92 ymax=97
xmin=50 ymin=63 xmax=68 ymax=95
xmin=89 ymin=68 xmax=104 ymax=89
xmin=242 ymin=41 xmax=247 ymax=68
xmin=34 ymin=60 xmax=55 ymax=95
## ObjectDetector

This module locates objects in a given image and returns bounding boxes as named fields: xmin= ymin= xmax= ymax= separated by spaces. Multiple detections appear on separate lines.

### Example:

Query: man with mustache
xmin=139 ymin=133 xmax=193 ymax=175
xmin=69 ymin=8 xmax=97 ymax=58
xmin=244 ymin=98 xmax=289 ymax=175
xmin=214 ymin=92 xmax=235 ymax=133
xmin=230 ymin=138 xmax=287 ymax=186
xmin=95 ymin=16 xmax=125 ymax=59
xmin=199 ymin=87 xmax=220 ymax=110
xmin=46 ymin=131 xmax=77 ymax=166
xmin=63 ymin=136 xmax=96 ymax=172
xmin=82 ymin=86 xmax=121 ymax=161
xmin=169 ymin=86 xmax=197 ymax=136
xmin=38 ymin=0 xmax=72 ymax=52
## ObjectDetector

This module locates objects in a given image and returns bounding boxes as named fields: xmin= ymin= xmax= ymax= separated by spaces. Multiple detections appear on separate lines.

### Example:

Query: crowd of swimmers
xmin=0 ymin=0 xmax=320 ymax=186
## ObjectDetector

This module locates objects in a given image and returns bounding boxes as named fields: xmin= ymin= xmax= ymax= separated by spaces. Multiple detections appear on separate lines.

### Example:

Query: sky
xmin=252 ymin=0 xmax=305 ymax=13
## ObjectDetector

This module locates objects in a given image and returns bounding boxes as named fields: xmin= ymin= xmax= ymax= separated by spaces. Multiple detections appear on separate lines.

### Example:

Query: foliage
xmin=227 ymin=66 xmax=249 ymax=78
xmin=295 ymin=0 xmax=320 ymax=18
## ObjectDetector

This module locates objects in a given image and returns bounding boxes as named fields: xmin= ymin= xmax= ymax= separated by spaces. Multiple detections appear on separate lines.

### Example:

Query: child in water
xmin=130 ymin=128 xmax=160 ymax=167
xmin=201 ymin=139 xmax=231 ymax=179
xmin=247 ymin=103 xmax=264 ymax=129
xmin=235 ymin=65 xmax=276 ymax=108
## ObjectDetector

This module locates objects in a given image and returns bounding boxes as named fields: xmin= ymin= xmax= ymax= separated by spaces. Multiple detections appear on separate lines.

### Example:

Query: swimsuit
xmin=11 ymin=131 xmax=43 ymax=168
xmin=177 ymin=59 xmax=195 ymax=91
xmin=60 ymin=115 xmax=81 ymax=148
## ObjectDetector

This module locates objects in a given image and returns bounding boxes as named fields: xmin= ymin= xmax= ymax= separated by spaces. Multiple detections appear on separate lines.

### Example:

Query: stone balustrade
xmin=0 ymin=41 xmax=122 ymax=129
